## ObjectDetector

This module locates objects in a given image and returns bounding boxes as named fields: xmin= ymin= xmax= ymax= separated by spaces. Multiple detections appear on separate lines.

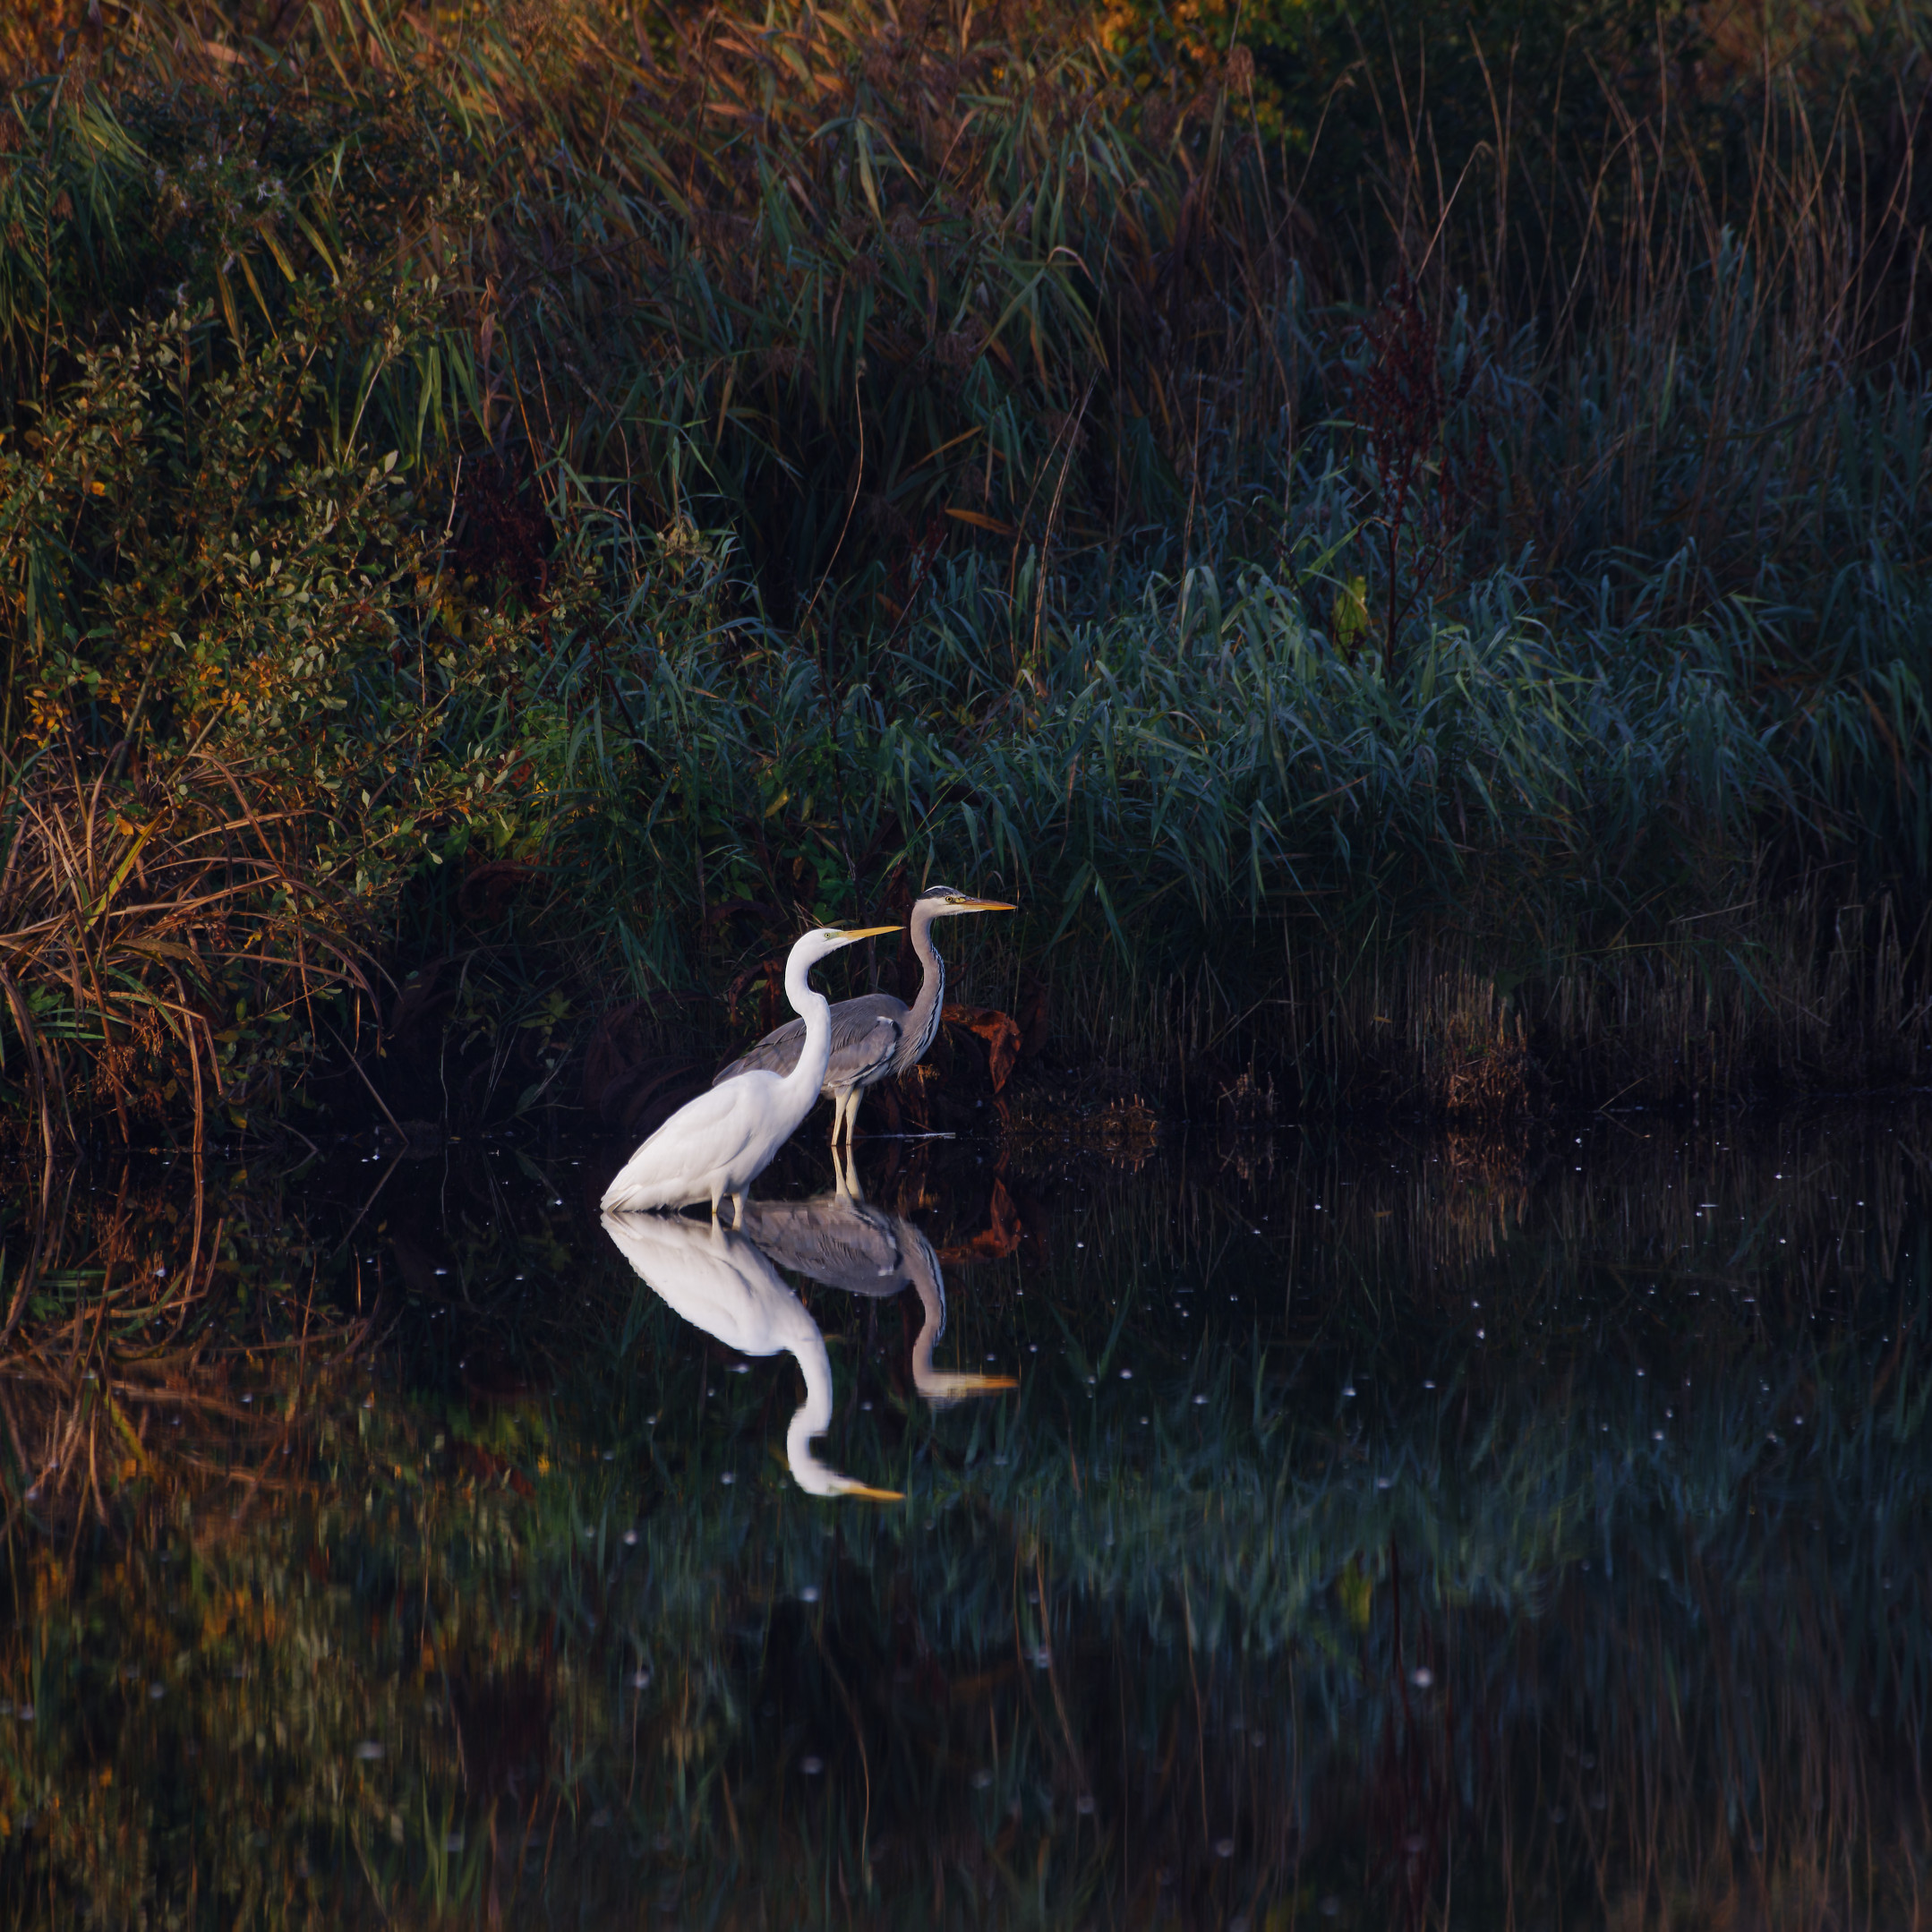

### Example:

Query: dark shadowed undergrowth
xmin=1 ymin=0 xmax=1930 ymax=1148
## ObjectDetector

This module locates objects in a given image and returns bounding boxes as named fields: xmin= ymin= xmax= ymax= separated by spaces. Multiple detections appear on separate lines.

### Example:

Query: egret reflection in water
xmin=739 ymin=1149 xmax=1019 ymax=1404
xmin=599 ymin=1209 xmax=902 ymax=1500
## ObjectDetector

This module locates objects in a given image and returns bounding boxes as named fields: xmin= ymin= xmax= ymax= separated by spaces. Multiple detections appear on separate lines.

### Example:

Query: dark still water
xmin=3 ymin=1112 xmax=1930 ymax=1928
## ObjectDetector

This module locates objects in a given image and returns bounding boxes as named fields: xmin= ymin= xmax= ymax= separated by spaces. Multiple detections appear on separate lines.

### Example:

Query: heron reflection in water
xmin=600 ymin=1210 xmax=901 ymax=1500
xmin=740 ymin=1148 xmax=1018 ymax=1405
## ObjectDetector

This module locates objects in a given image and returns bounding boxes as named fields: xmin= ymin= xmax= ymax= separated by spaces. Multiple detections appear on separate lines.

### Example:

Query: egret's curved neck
xmin=782 ymin=1317 xmax=845 ymax=1496
xmin=782 ymin=945 xmax=835 ymax=1100
xmin=898 ymin=903 xmax=947 ymax=1069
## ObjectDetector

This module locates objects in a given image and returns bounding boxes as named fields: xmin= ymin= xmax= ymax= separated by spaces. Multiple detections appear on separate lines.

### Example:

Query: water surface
xmin=3 ymin=1112 xmax=1929 ymax=1927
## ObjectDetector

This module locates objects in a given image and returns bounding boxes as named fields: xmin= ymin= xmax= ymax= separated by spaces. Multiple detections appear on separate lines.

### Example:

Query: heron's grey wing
xmin=713 ymin=1015 xmax=807 ymax=1086
xmin=741 ymin=1193 xmax=904 ymax=1294
xmin=714 ymin=994 xmax=903 ymax=1092
xmin=823 ymin=996 xmax=907 ymax=1091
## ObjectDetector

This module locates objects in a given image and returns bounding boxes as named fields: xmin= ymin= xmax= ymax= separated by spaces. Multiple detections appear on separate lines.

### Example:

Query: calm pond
xmin=2 ymin=1110 xmax=1929 ymax=1928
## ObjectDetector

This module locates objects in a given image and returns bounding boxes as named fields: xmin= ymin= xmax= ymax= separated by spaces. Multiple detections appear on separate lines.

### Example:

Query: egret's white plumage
xmin=599 ymin=924 xmax=899 ymax=1220
xmin=599 ymin=1210 xmax=901 ymax=1500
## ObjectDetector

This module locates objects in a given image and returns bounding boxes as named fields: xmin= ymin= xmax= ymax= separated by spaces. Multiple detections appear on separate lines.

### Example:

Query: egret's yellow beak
xmin=839 ymin=1481 xmax=905 ymax=1503
xmin=831 ymin=924 xmax=902 ymax=946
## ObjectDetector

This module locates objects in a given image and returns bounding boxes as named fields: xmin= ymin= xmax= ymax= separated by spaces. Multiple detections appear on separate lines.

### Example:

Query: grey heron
xmin=600 ymin=924 xmax=899 ymax=1219
xmin=713 ymin=885 xmax=1015 ymax=1143
xmin=741 ymin=1150 xmax=1018 ymax=1402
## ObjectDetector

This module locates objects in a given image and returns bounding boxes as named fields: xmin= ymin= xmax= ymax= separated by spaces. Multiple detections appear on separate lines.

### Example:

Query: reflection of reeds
xmin=0 ymin=1162 xmax=380 ymax=1543
xmin=2 ymin=1126 xmax=1928 ymax=1924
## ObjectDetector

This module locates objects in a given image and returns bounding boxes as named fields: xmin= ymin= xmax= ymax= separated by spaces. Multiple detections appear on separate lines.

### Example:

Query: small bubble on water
xmin=1341 ymin=1386 xmax=1355 ymax=1399
xmin=148 ymin=1683 xmax=166 ymax=1700
xmin=800 ymin=1586 xmax=820 ymax=1603
xmin=1215 ymin=1836 xmax=1236 ymax=1857
xmin=971 ymin=1769 xmax=993 ymax=1790
xmin=1410 ymin=1666 xmax=1434 ymax=1688
xmin=1076 ymin=1793 xmax=1096 ymax=1816
xmin=355 ymin=1741 xmax=383 ymax=1761
xmin=631 ymin=1671 xmax=651 ymax=1689
xmin=1193 ymin=1393 xmax=1209 ymax=1405
xmin=1320 ymin=1897 xmax=1341 ymax=1918
xmin=720 ymin=1472 xmax=736 ymax=1485
xmin=1376 ymin=1476 xmax=1393 ymax=1490
xmin=622 ymin=1529 xmax=638 ymax=1546
xmin=799 ymin=1756 xmax=824 ymax=1776
xmin=445 ymin=1832 xmax=466 ymax=1851
xmin=1119 ymin=1369 xmax=1133 ymax=1381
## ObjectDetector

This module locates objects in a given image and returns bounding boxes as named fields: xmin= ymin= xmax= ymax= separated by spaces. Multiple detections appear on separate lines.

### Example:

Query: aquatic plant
xmin=0 ymin=0 xmax=1929 ymax=1143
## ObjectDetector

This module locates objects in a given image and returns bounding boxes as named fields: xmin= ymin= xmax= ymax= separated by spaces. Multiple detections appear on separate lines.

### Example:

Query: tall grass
xmin=1 ymin=0 xmax=1930 ymax=1140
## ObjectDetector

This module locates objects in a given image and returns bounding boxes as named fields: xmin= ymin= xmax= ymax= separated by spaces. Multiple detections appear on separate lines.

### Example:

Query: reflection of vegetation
xmin=2 ymin=1120 xmax=1929 ymax=1922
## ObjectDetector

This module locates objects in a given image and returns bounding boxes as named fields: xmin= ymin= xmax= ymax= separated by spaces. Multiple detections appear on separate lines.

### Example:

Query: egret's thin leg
xmin=731 ymin=1190 xmax=748 ymax=1228
xmin=709 ymin=1185 xmax=722 ymax=1222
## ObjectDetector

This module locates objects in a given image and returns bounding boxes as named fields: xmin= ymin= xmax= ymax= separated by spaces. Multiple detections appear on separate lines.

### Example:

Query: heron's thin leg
xmin=845 ymin=1088 xmax=865 ymax=1142
xmin=829 ymin=1090 xmax=848 ymax=1144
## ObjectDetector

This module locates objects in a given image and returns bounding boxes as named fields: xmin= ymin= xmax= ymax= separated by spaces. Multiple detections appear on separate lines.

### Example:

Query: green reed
xmin=1 ymin=0 xmax=1929 ymax=1141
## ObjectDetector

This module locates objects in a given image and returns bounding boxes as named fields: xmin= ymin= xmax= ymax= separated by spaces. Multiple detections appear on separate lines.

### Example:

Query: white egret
xmin=600 ymin=924 xmax=899 ymax=1220
xmin=741 ymin=1148 xmax=1018 ymax=1403
xmin=599 ymin=1210 xmax=901 ymax=1500
xmin=713 ymin=885 xmax=1015 ymax=1142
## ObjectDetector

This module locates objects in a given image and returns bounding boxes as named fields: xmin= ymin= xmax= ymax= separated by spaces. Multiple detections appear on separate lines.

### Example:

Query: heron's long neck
xmin=901 ymin=1220 xmax=1009 ymax=1402
xmin=782 ymin=949 xmax=834 ymax=1100
xmin=895 ymin=908 xmax=946 ymax=1073
xmin=902 ymin=1223 xmax=949 ymax=1391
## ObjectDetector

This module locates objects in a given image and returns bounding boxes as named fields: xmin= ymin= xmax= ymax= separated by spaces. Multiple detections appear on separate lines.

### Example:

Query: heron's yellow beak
xmin=831 ymin=924 xmax=902 ymax=946
xmin=924 ymin=1372 xmax=1021 ymax=1398
xmin=840 ymin=1481 xmax=905 ymax=1503
xmin=957 ymin=899 xmax=1017 ymax=912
